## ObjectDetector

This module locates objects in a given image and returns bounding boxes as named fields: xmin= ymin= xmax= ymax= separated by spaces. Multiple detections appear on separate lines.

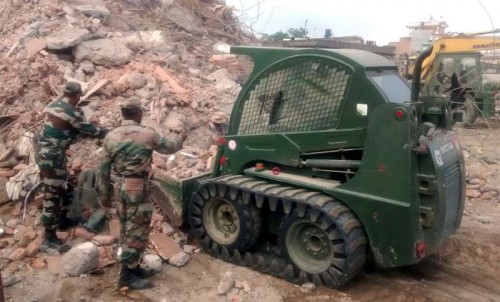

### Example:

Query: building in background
xmin=407 ymin=16 xmax=448 ymax=53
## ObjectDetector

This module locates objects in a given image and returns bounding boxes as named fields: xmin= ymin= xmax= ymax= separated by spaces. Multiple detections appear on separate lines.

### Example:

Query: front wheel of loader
xmin=279 ymin=202 xmax=367 ymax=287
xmin=188 ymin=183 xmax=262 ymax=252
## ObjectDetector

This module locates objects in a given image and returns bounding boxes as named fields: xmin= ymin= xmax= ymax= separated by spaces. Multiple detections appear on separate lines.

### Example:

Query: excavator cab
xmin=425 ymin=52 xmax=483 ymax=124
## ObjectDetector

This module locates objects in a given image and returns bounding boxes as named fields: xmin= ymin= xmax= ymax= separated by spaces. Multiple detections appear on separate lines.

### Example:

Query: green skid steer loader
xmin=81 ymin=46 xmax=466 ymax=288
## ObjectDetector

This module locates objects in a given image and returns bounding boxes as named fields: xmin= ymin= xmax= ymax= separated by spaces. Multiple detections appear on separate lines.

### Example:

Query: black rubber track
xmin=188 ymin=176 xmax=263 ymax=252
xmin=187 ymin=175 xmax=368 ymax=289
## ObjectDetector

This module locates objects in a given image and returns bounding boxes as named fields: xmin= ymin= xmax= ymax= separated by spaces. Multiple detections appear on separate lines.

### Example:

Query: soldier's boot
xmin=58 ymin=210 xmax=81 ymax=231
xmin=119 ymin=266 xmax=152 ymax=290
xmin=40 ymin=229 xmax=71 ymax=253
xmin=133 ymin=266 xmax=157 ymax=279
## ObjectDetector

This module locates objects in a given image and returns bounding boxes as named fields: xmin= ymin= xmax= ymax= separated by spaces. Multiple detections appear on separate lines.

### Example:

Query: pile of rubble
xmin=0 ymin=192 xmax=200 ymax=278
xmin=464 ymin=152 xmax=499 ymax=201
xmin=0 ymin=0 xmax=254 ymax=285
xmin=0 ymin=0 xmax=254 ymax=197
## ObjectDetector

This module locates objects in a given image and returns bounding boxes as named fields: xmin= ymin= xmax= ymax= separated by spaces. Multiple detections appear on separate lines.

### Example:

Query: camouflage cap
xmin=119 ymin=98 xmax=146 ymax=111
xmin=63 ymin=82 xmax=82 ymax=96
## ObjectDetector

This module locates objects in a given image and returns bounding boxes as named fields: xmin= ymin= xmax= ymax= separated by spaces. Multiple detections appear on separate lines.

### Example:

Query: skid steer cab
xmin=89 ymin=46 xmax=466 ymax=289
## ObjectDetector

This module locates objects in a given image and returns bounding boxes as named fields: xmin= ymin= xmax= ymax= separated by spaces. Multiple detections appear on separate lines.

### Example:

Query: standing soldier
xmin=36 ymin=82 xmax=108 ymax=253
xmin=99 ymin=98 xmax=185 ymax=290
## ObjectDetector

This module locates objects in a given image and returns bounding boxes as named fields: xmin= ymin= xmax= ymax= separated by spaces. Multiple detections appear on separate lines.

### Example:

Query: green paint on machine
xmin=155 ymin=46 xmax=466 ymax=288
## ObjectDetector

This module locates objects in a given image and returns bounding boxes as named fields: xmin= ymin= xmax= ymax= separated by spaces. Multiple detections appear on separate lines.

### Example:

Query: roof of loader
xmin=230 ymin=46 xmax=397 ymax=70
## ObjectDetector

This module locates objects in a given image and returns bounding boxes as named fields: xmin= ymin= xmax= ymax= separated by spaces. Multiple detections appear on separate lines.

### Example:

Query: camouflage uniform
xmin=36 ymin=83 xmax=107 ymax=231
xmin=99 ymin=98 xmax=183 ymax=269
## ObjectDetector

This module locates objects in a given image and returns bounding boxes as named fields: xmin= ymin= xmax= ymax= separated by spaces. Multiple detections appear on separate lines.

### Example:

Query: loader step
xmin=244 ymin=168 xmax=341 ymax=191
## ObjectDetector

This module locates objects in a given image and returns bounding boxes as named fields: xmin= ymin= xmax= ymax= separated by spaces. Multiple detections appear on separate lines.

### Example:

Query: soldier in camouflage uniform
xmin=99 ymin=98 xmax=185 ymax=290
xmin=36 ymin=82 xmax=108 ymax=253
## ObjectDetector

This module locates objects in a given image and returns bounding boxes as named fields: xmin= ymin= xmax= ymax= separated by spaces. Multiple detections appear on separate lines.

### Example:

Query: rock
xmin=164 ymin=111 xmax=185 ymax=132
xmin=477 ymin=216 xmax=491 ymax=224
xmin=210 ymin=111 xmax=229 ymax=124
xmin=80 ymin=61 xmax=95 ymax=74
xmin=75 ymin=5 xmax=110 ymax=18
xmin=476 ymin=247 xmax=484 ymax=257
xmin=118 ymin=31 xmax=169 ymax=52
xmin=31 ymin=258 xmax=47 ymax=270
xmin=46 ymin=28 xmax=90 ymax=50
xmin=168 ymin=251 xmax=189 ymax=267
xmin=61 ymin=242 xmax=99 ymax=277
xmin=466 ymin=189 xmax=481 ymax=199
xmin=467 ymin=163 xmax=490 ymax=179
xmin=143 ymin=254 xmax=162 ymax=272
xmin=13 ymin=225 xmax=27 ymax=242
xmin=6 ymin=219 xmax=20 ymax=229
xmin=128 ymin=73 xmax=147 ymax=90
xmin=92 ymin=235 xmax=116 ymax=245
xmin=183 ymin=245 xmax=196 ymax=254
xmin=163 ymin=3 xmax=206 ymax=35
xmin=73 ymin=39 xmax=132 ymax=66
xmin=9 ymin=248 xmax=27 ymax=261
xmin=217 ymin=271 xmax=235 ymax=295
xmin=480 ymin=183 xmax=498 ymax=194
xmin=300 ymin=282 xmax=316 ymax=293
xmin=242 ymin=280 xmax=251 ymax=293
xmin=161 ymin=222 xmax=174 ymax=236
xmin=113 ymin=74 xmax=129 ymax=93
xmin=468 ymin=178 xmax=485 ymax=185
xmin=26 ymin=239 xmax=42 ymax=257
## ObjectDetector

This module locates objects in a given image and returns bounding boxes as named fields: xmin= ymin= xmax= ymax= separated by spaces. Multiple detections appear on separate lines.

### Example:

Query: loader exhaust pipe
xmin=411 ymin=47 xmax=433 ymax=102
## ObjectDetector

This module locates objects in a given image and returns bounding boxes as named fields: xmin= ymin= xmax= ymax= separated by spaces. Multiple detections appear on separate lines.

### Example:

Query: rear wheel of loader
xmin=279 ymin=202 xmax=367 ymax=287
xmin=188 ymin=183 xmax=262 ymax=252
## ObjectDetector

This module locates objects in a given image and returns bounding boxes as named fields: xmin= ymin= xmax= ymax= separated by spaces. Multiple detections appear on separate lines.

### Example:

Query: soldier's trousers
xmin=36 ymin=151 xmax=72 ymax=230
xmin=115 ymin=177 xmax=153 ymax=268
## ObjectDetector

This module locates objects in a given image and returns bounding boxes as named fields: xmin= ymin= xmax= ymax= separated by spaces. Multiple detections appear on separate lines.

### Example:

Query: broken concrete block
xmin=128 ymin=73 xmax=147 ymax=90
xmin=182 ymin=245 xmax=196 ymax=254
xmin=31 ymin=258 xmax=47 ymax=270
xmin=74 ymin=5 xmax=110 ymax=18
xmin=9 ymin=248 xmax=27 ymax=261
xmin=168 ymin=251 xmax=189 ymax=267
xmin=149 ymin=233 xmax=182 ymax=261
xmin=61 ymin=242 xmax=99 ymax=277
xmin=143 ymin=254 xmax=162 ymax=272
xmin=217 ymin=271 xmax=235 ymax=295
xmin=73 ymin=39 xmax=132 ymax=66
xmin=25 ymin=239 xmax=42 ymax=257
xmin=45 ymin=28 xmax=90 ymax=50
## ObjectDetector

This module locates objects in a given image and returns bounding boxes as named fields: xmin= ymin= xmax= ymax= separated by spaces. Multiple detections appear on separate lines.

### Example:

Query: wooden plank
xmin=80 ymin=79 xmax=109 ymax=101
xmin=154 ymin=66 xmax=187 ymax=94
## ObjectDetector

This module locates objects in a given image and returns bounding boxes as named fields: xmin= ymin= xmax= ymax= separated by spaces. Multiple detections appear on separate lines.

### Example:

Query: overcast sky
xmin=225 ymin=0 xmax=500 ymax=45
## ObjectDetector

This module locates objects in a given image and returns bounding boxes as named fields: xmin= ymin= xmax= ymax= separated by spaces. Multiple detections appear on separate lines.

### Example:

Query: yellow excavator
xmin=405 ymin=29 xmax=500 ymax=123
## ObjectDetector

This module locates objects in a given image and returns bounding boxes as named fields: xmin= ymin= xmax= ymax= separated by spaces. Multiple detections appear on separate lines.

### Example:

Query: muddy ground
xmin=3 ymin=126 xmax=500 ymax=302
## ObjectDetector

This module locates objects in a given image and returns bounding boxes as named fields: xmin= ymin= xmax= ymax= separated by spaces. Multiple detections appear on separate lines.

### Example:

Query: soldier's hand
xmin=100 ymin=198 xmax=112 ymax=208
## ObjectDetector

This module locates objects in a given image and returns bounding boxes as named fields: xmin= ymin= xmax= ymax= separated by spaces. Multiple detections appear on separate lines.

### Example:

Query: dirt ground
xmin=3 ymin=126 xmax=500 ymax=302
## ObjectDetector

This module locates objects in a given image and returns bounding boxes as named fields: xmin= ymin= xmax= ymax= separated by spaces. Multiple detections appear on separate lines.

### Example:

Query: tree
xmin=262 ymin=31 xmax=290 ymax=42
xmin=287 ymin=27 xmax=308 ymax=38
xmin=262 ymin=27 xmax=309 ymax=42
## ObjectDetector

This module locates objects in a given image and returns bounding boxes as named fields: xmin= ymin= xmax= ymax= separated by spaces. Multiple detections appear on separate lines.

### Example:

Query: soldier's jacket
xmin=38 ymin=97 xmax=106 ymax=154
xmin=99 ymin=120 xmax=182 ymax=201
